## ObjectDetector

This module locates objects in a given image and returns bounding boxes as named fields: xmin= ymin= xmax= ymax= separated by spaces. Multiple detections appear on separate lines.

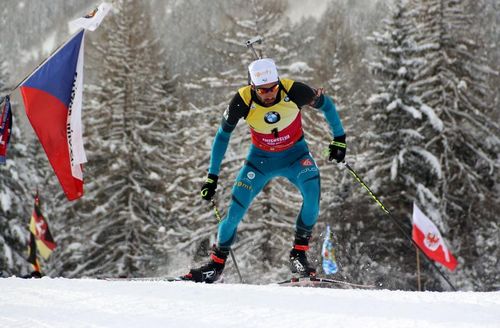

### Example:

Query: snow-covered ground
xmin=0 ymin=278 xmax=499 ymax=328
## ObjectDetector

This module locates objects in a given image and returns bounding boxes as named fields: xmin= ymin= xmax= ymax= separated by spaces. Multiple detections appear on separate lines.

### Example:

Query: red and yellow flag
xmin=28 ymin=194 xmax=57 ymax=260
xmin=27 ymin=233 xmax=41 ymax=272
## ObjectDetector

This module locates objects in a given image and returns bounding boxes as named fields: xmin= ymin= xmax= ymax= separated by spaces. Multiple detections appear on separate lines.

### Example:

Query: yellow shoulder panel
xmin=280 ymin=78 xmax=295 ymax=92
xmin=238 ymin=86 xmax=252 ymax=106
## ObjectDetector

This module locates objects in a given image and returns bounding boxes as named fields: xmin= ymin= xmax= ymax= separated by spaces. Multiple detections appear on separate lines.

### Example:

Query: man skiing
xmin=183 ymin=58 xmax=346 ymax=283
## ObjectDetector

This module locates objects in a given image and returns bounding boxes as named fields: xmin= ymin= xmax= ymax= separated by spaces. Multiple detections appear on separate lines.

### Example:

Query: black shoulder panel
xmin=221 ymin=92 xmax=249 ymax=131
xmin=287 ymin=81 xmax=316 ymax=108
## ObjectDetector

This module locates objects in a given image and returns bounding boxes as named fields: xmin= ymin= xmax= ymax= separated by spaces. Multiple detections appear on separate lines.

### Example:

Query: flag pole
xmin=8 ymin=28 xmax=85 ymax=96
xmin=342 ymin=162 xmax=457 ymax=291
xmin=7 ymin=2 xmax=112 ymax=97
xmin=416 ymin=246 xmax=421 ymax=291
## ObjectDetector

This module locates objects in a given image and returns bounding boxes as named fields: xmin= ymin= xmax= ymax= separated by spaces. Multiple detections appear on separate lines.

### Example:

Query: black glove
xmin=329 ymin=135 xmax=346 ymax=163
xmin=200 ymin=174 xmax=218 ymax=201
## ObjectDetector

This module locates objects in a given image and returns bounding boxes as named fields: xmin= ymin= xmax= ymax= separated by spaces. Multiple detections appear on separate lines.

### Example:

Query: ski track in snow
xmin=0 ymin=278 xmax=499 ymax=328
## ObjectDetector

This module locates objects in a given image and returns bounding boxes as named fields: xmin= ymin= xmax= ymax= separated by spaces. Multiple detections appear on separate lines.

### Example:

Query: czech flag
xmin=412 ymin=203 xmax=458 ymax=271
xmin=0 ymin=95 xmax=12 ymax=164
xmin=20 ymin=30 xmax=87 ymax=200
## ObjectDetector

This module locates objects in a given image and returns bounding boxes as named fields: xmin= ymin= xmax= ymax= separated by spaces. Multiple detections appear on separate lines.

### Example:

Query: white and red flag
xmin=412 ymin=203 xmax=458 ymax=271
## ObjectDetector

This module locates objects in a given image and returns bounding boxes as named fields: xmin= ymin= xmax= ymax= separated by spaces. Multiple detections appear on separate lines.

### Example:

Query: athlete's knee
xmin=301 ymin=180 xmax=320 ymax=204
xmin=229 ymin=192 xmax=251 ymax=215
xmin=223 ymin=190 xmax=253 ymax=229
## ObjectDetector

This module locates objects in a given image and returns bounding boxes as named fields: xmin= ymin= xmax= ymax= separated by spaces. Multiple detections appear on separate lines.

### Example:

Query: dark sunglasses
xmin=255 ymin=83 xmax=279 ymax=95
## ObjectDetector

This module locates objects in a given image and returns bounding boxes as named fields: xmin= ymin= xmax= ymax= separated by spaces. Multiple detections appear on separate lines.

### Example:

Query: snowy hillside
xmin=1 ymin=278 xmax=499 ymax=328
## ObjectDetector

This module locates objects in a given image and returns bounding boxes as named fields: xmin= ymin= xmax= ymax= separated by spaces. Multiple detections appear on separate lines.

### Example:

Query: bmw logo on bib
xmin=264 ymin=111 xmax=281 ymax=124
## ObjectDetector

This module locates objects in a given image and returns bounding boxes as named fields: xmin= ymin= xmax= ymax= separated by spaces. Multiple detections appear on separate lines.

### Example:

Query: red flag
xmin=0 ymin=95 xmax=12 ymax=164
xmin=412 ymin=203 xmax=457 ymax=271
xmin=20 ymin=30 xmax=86 ymax=200
xmin=29 ymin=194 xmax=57 ymax=259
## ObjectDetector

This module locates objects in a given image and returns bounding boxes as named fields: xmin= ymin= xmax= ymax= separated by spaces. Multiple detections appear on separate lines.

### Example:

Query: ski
xmin=276 ymin=276 xmax=375 ymax=289
xmin=100 ymin=276 xmax=184 ymax=282
xmin=100 ymin=276 xmax=373 ymax=289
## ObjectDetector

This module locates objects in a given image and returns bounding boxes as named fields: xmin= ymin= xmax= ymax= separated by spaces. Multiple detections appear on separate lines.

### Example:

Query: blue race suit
xmin=208 ymin=79 xmax=344 ymax=249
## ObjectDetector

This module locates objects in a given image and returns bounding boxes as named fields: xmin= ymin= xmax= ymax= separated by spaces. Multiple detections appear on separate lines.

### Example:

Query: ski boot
xmin=289 ymin=235 xmax=317 ymax=277
xmin=183 ymin=245 xmax=229 ymax=283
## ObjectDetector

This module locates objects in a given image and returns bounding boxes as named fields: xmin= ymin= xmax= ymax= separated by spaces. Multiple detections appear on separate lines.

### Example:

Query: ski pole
xmin=342 ymin=162 xmax=457 ymax=291
xmin=210 ymin=199 xmax=244 ymax=283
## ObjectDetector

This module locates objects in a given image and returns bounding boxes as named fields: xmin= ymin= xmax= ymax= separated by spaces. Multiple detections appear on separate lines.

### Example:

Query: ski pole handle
xmin=210 ymin=199 xmax=223 ymax=222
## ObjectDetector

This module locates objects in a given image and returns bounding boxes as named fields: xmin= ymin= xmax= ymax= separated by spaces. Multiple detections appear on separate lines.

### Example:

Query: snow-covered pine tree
xmin=0 ymin=131 xmax=35 ymax=277
xmin=49 ymin=0 xmax=177 ymax=278
xmin=309 ymin=2 xmax=360 ymax=281
xmin=470 ymin=0 xmax=499 ymax=121
xmin=0 ymin=56 xmax=33 ymax=276
xmin=308 ymin=0 xmax=388 ymax=285
xmin=143 ymin=1 xmax=238 ymax=277
xmin=470 ymin=0 xmax=500 ymax=291
xmin=357 ymin=0 xmax=446 ymax=289
xmin=409 ymin=0 xmax=499 ymax=291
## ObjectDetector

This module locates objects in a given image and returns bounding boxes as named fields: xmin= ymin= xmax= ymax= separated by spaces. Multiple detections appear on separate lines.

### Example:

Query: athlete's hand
xmin=329 ymin=135 xmax=346 ymax=163
xmin=200 ymin=174 xmax=218 ymax=201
